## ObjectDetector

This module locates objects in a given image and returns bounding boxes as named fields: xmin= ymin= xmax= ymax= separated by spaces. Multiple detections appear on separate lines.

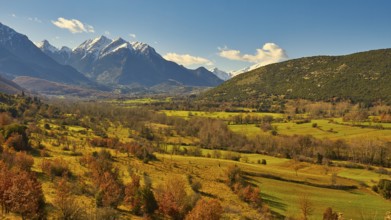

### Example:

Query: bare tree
xmin=298 ymin=193 xmax=314 ymax=220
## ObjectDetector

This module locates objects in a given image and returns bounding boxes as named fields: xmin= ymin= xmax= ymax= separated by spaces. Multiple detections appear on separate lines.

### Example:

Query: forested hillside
xmin=201 ymin=49 xmax=391 ymax=105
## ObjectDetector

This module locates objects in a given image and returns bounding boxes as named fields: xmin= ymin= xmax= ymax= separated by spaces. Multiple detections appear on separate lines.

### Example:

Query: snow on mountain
xmin=35 ymin=40 xmax=59 ymax=53
xmin=131 ymin=41 xmax=160 ymax=57
xmin=74 ymin=35 xmax=113 ymax=59
xmin=131 ymin=41 xmax=150 ymax=53
xmin=40 ymin=36 xmax=161 ymax=63
xmin=209 ymin=68 xmax=232 ymax=81
xmin=230 ymin=63 xmax=264 ymax=77
xmin=100 ymin=38 xmax=133 ymax=57
xmin=38 ymin=35 xmax=222 ymax=87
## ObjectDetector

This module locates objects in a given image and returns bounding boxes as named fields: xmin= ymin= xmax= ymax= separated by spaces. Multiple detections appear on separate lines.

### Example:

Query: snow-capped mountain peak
xmin=100 ymin=38 xmax=133 ymax=57
xmin=35 ymin=40 xmax=59 ymax=53
xmin=74 ymin=35 xmax=113 ymax=58
xmin=230 ymin=63 xmax=263 ymax=77
xmin=131 ymin=41 xmax=155 ymax=54
xmin=209 ymin=68 xmax=232 ymax=81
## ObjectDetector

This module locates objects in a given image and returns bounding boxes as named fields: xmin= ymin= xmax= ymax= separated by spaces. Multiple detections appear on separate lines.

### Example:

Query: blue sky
xmin=1 ymin=0 xmax=390 ymax=72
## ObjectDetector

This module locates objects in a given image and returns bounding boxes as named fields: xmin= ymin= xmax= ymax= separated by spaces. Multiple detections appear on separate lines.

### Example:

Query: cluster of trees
xmin=228 ymin=114 xmax=276 ymax=125
xmin=78 ymin=150 xmax=224 ymax=219
xmin=0 ymin=148 xmax=45 ymax=219
xmin=225 ymin=165 xmax=271 ymax=217
xmin=59 ymin=101 xmax=391 ymax=167
xmin=155 ymin=175 xmax=223 ymax=220
xmin=0 ymin=113 xmax=30 ymax=152
xmin=253 ymin=134 xmax=391 ymax=167
xmin=79 ymin=150 xmax=123 ymax=208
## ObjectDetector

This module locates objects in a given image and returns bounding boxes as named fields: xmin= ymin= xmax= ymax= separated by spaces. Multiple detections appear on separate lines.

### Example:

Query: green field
xmin=162 ymin=110 xmax=284 ymax=120
xmin=229 ymin=119 xmax=391 ymax=141
xmin=150 ymin=153 xmax=390 ymax=219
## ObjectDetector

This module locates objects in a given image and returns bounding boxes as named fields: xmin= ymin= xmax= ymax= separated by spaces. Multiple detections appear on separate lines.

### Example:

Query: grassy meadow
xmin=32 ymin=117 xmax=390 ymax=219
xmin=1 ymin=97 xmax=390 ymax=219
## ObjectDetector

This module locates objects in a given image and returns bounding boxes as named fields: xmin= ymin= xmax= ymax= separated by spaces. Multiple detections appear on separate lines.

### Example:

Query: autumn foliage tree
xmin=0 ymin=161 xmax=11 ymax=214
xmin=124 ymin=173 xmax=142 ymax=214
xmin=156 ymin=176 xmax=192 ymax=220
xmin=185 ymin=198 xmax=222 ymax=220
xmin=0 ymin=112 xmax=13 ymax=129
xmin=80 ymin=151 xmax=124 ymax=209
xmin=96 ymin=171 xmax=123 ymax=208
xmin=225 ymin=165 xmax=264 ymax=212
xmin=5 ymin=169 xmax=45 ymax=219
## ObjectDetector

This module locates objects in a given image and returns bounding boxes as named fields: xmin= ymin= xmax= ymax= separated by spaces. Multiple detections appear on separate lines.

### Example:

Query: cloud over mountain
xmin=52 ymin=17 xmax=94 ymax=34
xmin=219 ymin=43 xmax=288 ymax=66
xmin=164 ymin=53 xmax=213 ymax=67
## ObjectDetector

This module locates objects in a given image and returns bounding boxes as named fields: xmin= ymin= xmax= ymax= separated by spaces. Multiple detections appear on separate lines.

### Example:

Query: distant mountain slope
xmin=201 ymin=49 xmax=391 ymax=104
xmin=0 ymin=22 xmax=93 ymax=86
xmin=39 ymin=36 xmax=223 ymax=87
xmin=0 ymin=74 xmax=23 ymax=94
xmin=13 ymin=76 xmax=100 ymax=97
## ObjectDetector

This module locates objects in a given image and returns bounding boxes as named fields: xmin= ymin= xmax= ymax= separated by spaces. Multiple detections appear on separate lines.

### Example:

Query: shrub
xmin=41 ymin=158 xmax=71 ymax=181
xmin=44 ymin=123 xmax=51 ymax=130
xmin=4 ymin=132 xmax=29 ymax=151
xmin=377 ymin=179 xmax=391 ymax=199
xmin=372 ymin=185 xmax=379 ymax=193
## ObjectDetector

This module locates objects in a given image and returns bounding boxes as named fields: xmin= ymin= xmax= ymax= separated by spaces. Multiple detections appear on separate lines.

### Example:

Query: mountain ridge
xmin=0 ymin=73 xmax=23 ymax=94
xmin=0 ymin=22 xmax=92 ymax=86
xmin=39 ymin=36 xmax=223 ymax=88
xmin=200 ymin=48 xmax=391 ymax=104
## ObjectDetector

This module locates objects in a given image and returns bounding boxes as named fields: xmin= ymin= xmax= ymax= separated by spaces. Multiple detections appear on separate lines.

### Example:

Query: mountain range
xmin=0 ymin=22 xmax=92 ymax=87
xmin=201 ymin=48 xmax=391 ymax=104
xmin=37 ymin=35 xmax=222 ymax=88
xmin=0 ymin=22 xmax=222 ymax=96
xmin=2 ymin=21 xmax=391 ymax=105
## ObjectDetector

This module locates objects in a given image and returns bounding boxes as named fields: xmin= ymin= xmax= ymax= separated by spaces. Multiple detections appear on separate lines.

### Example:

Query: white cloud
xmin=52 ymin=17 xmax=94 ymax=34
xmin=11 ymin=14 xmax=16 ymax=18
xmin=164 ymin=53 xmax=213 ymax=67
xmin=129 ymin=33 xmax=136 ymax=39
xmin=219 ymin=42 xmax=288 ymax=66
xmin=104 ymin=31 xmax=111 ymax=36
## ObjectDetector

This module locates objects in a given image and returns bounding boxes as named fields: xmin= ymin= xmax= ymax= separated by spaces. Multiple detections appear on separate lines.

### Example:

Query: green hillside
xmin=201 ymin=49 xmax=391 ymax=104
